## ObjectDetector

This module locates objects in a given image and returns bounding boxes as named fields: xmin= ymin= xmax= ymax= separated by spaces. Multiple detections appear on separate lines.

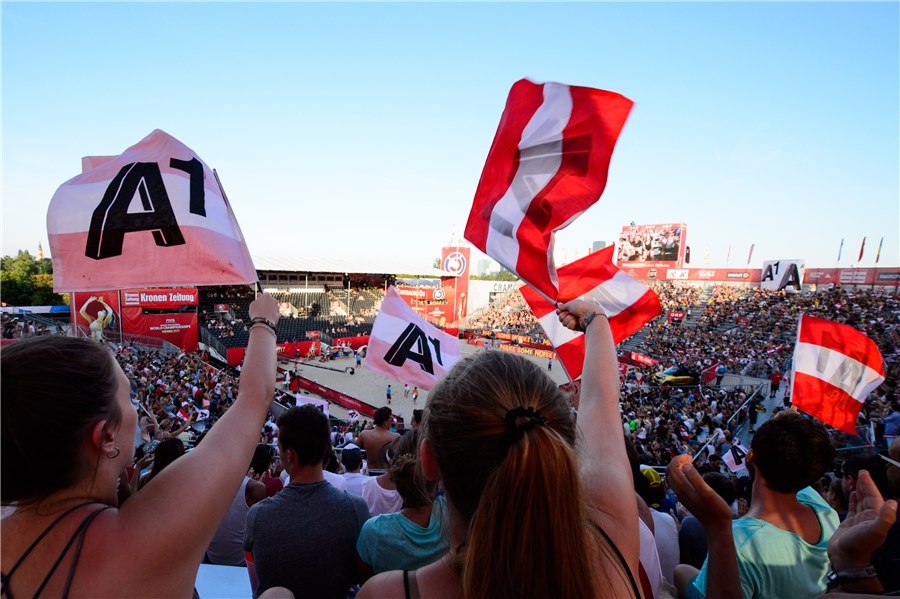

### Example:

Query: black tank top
xmin=1 ymin=503 xmax=110 ymax=599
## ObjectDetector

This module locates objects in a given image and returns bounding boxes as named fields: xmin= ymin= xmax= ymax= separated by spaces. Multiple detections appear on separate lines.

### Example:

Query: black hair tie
xmin=503 ymin=406 xmax=547 ymax=445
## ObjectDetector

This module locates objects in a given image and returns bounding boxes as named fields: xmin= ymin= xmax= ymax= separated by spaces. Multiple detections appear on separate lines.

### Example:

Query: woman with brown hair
xmin=1 ymin=294 xmax=280 ymax=598
xmin=358 ymin=300 xmax=642 ymax=599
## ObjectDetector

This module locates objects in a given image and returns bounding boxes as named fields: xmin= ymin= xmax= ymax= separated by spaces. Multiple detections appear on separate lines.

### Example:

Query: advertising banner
xmin=122 ymin=310 xmax=198 ymax=351
xmin=803 ymin=268 xmax=900 ymax=287
xmin=122 ymin=288 xmax=198 ymax=309
xmin=333 ymin=335 xmax=370 ymax=350
xmin=617 ymin=266 xmax=761 ymax=283
xmin=121 ymin=288 xmax=199 ymax=351
xmin=441 ymin=246 xmax=471 ymax=324
xmin=213 ymin=303 xmax=230 ymax=313
xmin=759 ymin=260 xmax=803 ymax=292
xmin=497 ymin=343 xmax=557 ymax=360
xmin=72 ymin=290 xmax=121 ymax=341
xmin=616 ymin=223 xmax=687 ymax=268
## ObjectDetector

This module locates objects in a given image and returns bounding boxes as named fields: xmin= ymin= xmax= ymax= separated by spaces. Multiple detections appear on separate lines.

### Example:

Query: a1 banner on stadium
xmin=520 ymin=246 xmax=661 ymax=380
xmin=365 ymin=287 xmax=461 ymax=390
xmin=47 ymin=129 xmax=257 ymax=291
xmin=790 ymin=315 xmax=884 ymax=434
xmin=759 ymin=260 xmax=803 ymax=293
xmin=465 ymin=79 xmax=633 ymax=301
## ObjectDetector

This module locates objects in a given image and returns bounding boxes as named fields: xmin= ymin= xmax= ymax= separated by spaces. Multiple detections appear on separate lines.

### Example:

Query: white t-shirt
xmin=361 ymin=476 xmax=402 ymax=516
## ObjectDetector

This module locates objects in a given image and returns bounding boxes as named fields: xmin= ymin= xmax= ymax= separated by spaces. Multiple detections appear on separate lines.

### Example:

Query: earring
xmin=106 ymin=446 xmax=121 ymax=459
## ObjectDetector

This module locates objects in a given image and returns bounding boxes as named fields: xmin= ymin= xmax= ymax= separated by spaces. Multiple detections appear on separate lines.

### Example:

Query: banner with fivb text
xmin=121 ymin=288 xmax=199 ymax=351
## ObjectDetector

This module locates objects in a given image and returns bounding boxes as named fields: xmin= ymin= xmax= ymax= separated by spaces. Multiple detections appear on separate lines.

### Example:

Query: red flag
xmin=364 ymin=287 xmax=461 ymax=390
xmin=791 ymin=315 xmax=884 ymax=434
xmin=520 ymin=246 xmax=661 ymax=380
xmin=858 ymin=237 xmax=867 ymax=262
xmin=465 ymin=79 xmax=633 ymax=301
xmin=47 ymin=129 xmax=257 ymax=291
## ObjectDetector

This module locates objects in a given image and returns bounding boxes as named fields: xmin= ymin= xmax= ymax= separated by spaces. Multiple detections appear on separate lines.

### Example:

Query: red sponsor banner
xmin=803 ymin=268 xmax=900 ymax=287
xmin=618 ymin=266 xmax=762 ymax=283
xmin=736 ymin=317 xmax=750 ymax=326
xmin=667 ymin=311 xmax=686 ymax=324
xmin=305 ymin=330 xmax=321 ymax=339
xmin=333 ymin=335 xmax=369 ymax=349
xmin=293 ymin=376 xmax=376 ymax=419
xmin=72 ymin=291 xmax=121 ymax=338
xmin=619 ymin=351 xmax=658 ymax=367
xmin=441 ymin=246 xmax=471 ymax=324
xmin=226 ymin=340 xmax=320 ymax=367
xmin=121 ymin=288 xmax=198 ymax=309
xmin=122 ymin=309 xmax=198 ymax=351
xmin=498 ymin=343 xmax=557 ymax=360
xmin=213 ymin=303 xmax=230 ymax=313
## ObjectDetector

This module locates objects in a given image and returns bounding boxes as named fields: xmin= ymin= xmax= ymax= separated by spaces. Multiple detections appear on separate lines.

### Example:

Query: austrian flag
xmin=520 ymin=246 xmax=661 ymax=380
xmin=791 ymin=315 xmax=885 ymax=434
xmin=465 ymin=79 xmax=633 ymax=301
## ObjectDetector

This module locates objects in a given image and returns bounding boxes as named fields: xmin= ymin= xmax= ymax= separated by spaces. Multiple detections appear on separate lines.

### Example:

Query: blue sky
xmin=3 ymin=2 xmax=898 ymax=271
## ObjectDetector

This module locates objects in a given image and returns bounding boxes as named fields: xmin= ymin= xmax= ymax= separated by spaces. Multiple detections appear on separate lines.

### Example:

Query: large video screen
xmin=616 ymin=223 xmax=687 ymax=268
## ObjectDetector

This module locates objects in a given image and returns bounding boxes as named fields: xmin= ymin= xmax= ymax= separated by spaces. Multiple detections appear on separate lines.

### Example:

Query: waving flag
xmin=858 ymin=237 xmax=867 ymax=262
xmin=465 ymin=79 xmax=633 ymax=301
xmin=791 ymin=315 xmax=885 ymax=434
xmin=520 ymin=246 xmax=661 ymax=380
xmin=47 ymin=129 xmax=257 ymax=291
xmin=876 ymin=237 xmax=884 ymax=264
xmin=365 ymin=287 xmax=461 ymax=390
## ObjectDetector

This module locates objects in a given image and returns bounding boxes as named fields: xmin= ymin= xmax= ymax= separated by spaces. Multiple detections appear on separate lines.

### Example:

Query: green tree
xmin=0 ymin=250 xmax=66 ymax=306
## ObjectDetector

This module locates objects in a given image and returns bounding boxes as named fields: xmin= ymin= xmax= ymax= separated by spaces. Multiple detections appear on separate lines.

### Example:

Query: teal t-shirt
xmin=687 ymin=487 xmax=839 ymax=599
xmin=356 ymin=495 xmax=449 ymax=574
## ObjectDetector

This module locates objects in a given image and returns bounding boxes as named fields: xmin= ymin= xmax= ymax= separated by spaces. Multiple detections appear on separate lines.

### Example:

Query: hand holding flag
xmin=791 ymin=315 xmax=885 ymax=434
xmin=520 ymin=246 xmax=661 ymax=380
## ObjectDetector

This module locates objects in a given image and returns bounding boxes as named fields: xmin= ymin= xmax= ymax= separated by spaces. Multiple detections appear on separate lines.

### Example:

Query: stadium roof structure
xmin=252 ymin=255 xmax=446 ymax=277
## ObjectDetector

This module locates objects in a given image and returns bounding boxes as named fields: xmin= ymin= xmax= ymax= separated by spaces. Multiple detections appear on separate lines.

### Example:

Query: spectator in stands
xmin=138 ymin=438 xmax=185 ymax=490
xmin=675 ymin=411 xmax=839 ymax=599
xmin=341 ymin=444 xmax=366 ymax=496
xmin=356 ymin=430 xmax=449 ymax=577
xmin=0 ymin=294 xmax=279 ymax=598
xmin=355 ymin=407 xmax=398 ymax=476
xmin=359 ymin=300 xmax=643 ymax=598
xmin=205 ymin=446 xmax=267 ymax=566
xmin=678 ymin=472 xmax=737 ymax=569
xmin=361 ymin=436 xmax=404 ymax=517
xmin=244 ymin=405 xmax=369 ymax=598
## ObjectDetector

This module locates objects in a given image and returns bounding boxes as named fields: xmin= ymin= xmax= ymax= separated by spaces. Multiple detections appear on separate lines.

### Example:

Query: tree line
xmin=1 ymin=250 xmax=66 ymax=306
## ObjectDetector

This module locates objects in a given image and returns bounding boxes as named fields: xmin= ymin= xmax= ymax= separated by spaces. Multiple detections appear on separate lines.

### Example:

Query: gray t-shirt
xmin=244 ymin=480 xmax=370 ymax=598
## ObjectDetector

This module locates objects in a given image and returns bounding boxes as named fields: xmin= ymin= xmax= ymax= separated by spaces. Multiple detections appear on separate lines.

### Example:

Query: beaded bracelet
xmin=579 ymin=312 xmax=607 ymax=332
xmin=248 ymin=317 xmax=277 ymax=335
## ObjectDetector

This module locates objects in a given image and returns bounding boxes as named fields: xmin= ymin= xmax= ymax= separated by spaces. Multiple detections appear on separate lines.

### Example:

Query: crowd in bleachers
xmin=4 ymin=283 xmax=900 ymax=599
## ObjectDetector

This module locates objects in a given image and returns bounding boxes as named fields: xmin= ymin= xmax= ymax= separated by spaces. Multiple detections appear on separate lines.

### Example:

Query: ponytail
xmin=462 ymin=426 xmax=595 ymax=599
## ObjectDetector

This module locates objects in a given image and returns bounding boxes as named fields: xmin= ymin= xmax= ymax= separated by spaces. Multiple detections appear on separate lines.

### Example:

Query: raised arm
xmin=109 ymin=294 xmax=280 ymax=592
xmin=557 ymin=300 xmax=640 ymax=583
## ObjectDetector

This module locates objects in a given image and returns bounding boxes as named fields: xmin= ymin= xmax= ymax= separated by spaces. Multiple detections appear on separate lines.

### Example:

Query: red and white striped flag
xmin=47 ymin=129 xmax=257 ymax=291
xmin=465 ymin=79 xmax=633 ymax=301
xmin=519 ymin=246 xmax=661 ymax=380
xmin=791 ymin=315 xmax=885 ymax=434
xmin=365 ymin=287 xmax=461 ymax=390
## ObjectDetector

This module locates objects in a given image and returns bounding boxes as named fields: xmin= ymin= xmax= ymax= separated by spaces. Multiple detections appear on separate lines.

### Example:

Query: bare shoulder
xmin=357 ymin=570 xmax=406 ymax=599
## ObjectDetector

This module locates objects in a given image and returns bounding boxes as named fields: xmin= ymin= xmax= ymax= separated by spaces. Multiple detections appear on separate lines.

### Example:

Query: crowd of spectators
xmin=4 ymin=282 xmax=899 ymax=599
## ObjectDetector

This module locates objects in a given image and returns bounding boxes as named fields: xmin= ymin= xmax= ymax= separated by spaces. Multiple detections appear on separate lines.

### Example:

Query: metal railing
xmin=72 ymin=324 xmax=180 ymax=354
